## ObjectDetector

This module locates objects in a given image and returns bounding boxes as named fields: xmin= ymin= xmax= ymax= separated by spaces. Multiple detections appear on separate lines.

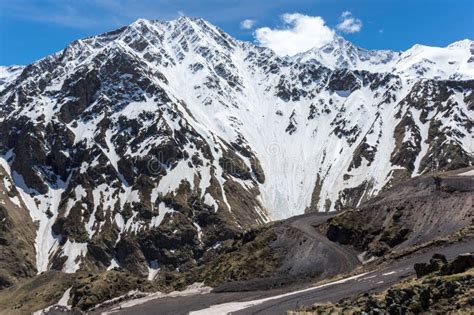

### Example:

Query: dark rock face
xmin=440 ymin=253 xmax=474 ymax=275
xmin=0 ymin=166 xmax=37 ymax=289
xmin=414 ymin=253 xmax=474 ymax=279
xmin=414 ymin=253 xmax=448 ymax=278
xmin=327 ymin=69 xmax=360 ymax=92
xmin=219 ymin=149 xmax=252 ymax=180
xmin=138 ymin=212 xmax=201 ymax=268
xmin=397 ymin=81 xmax=474 ymax=174
xmin=326 ymin=205 xmax=411 ymax=256
xmin=391 ymin=114 xmax=422 ymax=173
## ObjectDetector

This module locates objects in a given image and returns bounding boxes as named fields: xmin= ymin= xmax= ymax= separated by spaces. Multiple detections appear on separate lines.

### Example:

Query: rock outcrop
xmin=326 ymin=173 xmax=474 ymax=257
xmin=291 ymin=254 xmax=474 ymax=315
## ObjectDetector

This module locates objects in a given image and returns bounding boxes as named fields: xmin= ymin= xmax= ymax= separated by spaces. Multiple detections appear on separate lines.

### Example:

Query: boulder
xmin=414 ymin=253 xmax=447 ymax=278
xmin=440 ymin=253 xmax=474 ymax=275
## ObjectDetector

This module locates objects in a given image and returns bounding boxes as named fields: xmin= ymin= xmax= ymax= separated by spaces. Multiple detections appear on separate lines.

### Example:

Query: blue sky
xmin=0 ymin=0 xmax=473 ymax=65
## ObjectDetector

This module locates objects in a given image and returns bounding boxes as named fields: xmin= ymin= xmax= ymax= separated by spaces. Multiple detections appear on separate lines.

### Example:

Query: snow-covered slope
xmin=0 ymin=17 xmax=472 ymax=276
xmin=295 ymin=36 xmax=474 ymax=80
xmin=393 ymin=40 xmax=474 ymax=80
xmin=0 ymin=65 xmax=24 ymax=92
xmin=294 ymin=35 xmax=400 ymax=74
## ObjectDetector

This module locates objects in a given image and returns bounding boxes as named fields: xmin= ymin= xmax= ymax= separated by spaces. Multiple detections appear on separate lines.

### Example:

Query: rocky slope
xmin=0 ymin=170 xmax=471 ymax=313
xmin=325 ymin=169 xmax=473 ymax=259
xmin=290 ymin=254 xmax=474 ymax=315
xmin=0 ymin=16 xmax=472 ymax=280
xmin=0 ymin=164 xmax=36 ymax=289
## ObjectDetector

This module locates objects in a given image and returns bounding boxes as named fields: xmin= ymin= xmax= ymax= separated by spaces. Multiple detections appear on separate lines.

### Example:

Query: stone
xmin=440 ymin=253 xmax=474 ymax=275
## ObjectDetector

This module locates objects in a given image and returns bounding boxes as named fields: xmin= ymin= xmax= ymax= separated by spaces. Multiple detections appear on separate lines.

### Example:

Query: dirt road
xmin=102 ymin=238 xmax=473 ymax=315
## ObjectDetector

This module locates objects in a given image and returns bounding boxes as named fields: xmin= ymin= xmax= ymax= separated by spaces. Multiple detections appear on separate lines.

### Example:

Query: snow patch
xmin=189 ymin=272 xmax=371 ymax=314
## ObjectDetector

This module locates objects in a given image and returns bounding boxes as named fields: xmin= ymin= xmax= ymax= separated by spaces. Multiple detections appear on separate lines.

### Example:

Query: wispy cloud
xmin=240 ymin=19 xmax=256 ymax=30
xmin=336 ymin=11 xmax=363 ymax=34
xmin=0 ymin=0 xmax=184 ymax=29
xmin=0 ymin=0 xmax=101 ymax=28
xmin=0 ymin=0 xmax=283 ymax=29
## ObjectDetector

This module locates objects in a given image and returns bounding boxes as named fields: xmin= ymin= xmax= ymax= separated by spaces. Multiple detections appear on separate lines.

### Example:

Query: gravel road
xmin=102 ymin=211 xmax=473 ymax=315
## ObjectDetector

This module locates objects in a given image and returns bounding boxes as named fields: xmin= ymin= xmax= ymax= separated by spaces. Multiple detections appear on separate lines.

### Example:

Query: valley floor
xmin=96 ymin=229 xmax=474 ymax=315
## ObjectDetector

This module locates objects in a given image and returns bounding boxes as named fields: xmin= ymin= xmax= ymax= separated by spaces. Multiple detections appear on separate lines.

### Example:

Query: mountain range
xmin=0 ymin=16 xmax=472 ymax=285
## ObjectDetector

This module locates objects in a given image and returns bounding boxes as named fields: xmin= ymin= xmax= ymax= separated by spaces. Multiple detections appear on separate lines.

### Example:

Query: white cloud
xmin=336 ymin=11 xmax=362 ymax=34
xmin=240 ymin=19 xmax=256 ymax=30
xmin=254 ymin=13 xmax=335 ymax=56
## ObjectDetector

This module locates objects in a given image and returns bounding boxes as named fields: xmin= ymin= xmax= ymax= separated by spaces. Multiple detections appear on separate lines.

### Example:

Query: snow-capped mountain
xmin=393 ymin=39 xmax=474 ymax=79
xmin=0 ymin=17 xmax=472 ymax=279
xmin=296 ymin=36 xmax=474 ymax=80
xmin=295 ymin=35 xmax=401 ymax=73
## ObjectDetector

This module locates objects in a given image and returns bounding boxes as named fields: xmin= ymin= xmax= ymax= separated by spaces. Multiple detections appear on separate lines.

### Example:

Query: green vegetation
xmin=154 ymin=223 xmax=283 ymax=289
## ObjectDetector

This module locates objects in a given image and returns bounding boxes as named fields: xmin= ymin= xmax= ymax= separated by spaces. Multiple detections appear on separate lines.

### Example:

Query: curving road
xmin=102 ymin=238 xmax=473 ymax=315
xmin=227 ymin=239 xmax=474 ymax=314
xmin=285 ymin=212 xmax=360 ymax=277
xmin=93 ymin=172 xmax=474 ymax=315
xmin=100 ymin=211 xmax=361 ymax=314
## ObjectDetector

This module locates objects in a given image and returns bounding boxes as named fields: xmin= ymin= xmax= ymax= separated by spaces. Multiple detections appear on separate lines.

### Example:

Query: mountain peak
xmin=294 ymin=34 xmax=399 ymax=73
xmin=447 ymin=39 xmax=474 ymax=49
xmin=323 ymin=34 xmax=355 ymax=48
xmin=292 ymin=34 xmax=474 ymax=79
xmin=128 ymin=16 xmax=214 ymax=33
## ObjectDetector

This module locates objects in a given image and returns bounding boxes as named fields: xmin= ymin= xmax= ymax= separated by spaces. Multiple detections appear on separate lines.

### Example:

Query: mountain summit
xmin=0 ymin=17 xmax=472 ymax=279
xmin=295 ymin=35 xmax=474 ymax=79
xmin=294 ymin=35 xmax=401 ymax=73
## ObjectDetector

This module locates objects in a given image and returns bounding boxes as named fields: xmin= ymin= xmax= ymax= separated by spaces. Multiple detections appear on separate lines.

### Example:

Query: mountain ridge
xmin=3 ymin=18 xmax=473 ymax=79
xmin=295 ymin=35 xmax=474 ymax=79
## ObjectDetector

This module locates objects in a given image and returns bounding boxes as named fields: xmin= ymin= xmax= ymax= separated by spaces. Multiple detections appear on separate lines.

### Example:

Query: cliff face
xmin=0 ymin=164 xmax=36 ymax=289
